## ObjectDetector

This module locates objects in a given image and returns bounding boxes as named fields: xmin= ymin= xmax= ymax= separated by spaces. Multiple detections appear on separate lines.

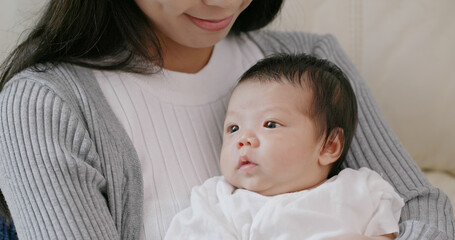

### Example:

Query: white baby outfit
xmin=165 ymin=167 xmax=404 ymax=240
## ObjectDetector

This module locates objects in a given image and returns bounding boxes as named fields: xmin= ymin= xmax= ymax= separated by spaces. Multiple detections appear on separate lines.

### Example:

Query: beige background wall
xmin=1 ymin=0 xmax=45 ymax=61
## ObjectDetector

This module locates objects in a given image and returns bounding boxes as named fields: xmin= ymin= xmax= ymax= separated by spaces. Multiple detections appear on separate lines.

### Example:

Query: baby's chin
xmin=230 ymin=180 xmax=311 ymax=196
xmin=252 ymin=187 xmax=286 ymax=196
xmin=226 ymin=178 xmax=286 ymax=196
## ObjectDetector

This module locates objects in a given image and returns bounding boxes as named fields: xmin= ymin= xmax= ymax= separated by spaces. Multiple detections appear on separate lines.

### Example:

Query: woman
xmin=0 ymin=0 xmax=453 ymax=239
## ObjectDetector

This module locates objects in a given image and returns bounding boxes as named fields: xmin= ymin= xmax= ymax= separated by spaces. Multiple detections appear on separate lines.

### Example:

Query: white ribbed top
xmin=94 ymin=34 xmax=264 ymax=239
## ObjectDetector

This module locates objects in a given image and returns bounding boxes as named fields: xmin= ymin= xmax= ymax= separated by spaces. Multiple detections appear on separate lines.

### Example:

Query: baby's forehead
xmin=239 ymin=74 xmax=313 ymax=89
xmin=236 ymin=76 xmax=313 ymax=97
xmin=232 ymin=78 xmax=314 ymax=113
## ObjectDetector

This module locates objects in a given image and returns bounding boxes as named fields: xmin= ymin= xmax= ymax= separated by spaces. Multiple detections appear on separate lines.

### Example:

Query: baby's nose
xmin=237 ymin=135 xmax=259 ymax=148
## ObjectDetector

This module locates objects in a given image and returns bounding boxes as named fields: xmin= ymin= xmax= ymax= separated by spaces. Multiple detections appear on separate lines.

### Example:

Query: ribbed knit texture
xmin=0 ymin=64 xmax=143 ymax=239
xmin=0 ymin=30 xmax=453 ymax=239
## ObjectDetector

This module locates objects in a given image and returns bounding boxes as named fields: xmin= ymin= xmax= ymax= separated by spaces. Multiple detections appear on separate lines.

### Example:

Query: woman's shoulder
xmin=2 ymin=63 xmax=100 ymax=108
xmin=0 ymin=63 xmax=105 ymax=125
xmin=6 ymin=63 xmax=93 ymax=93
xmin=243 ymin=30 xmax=338 ymax=56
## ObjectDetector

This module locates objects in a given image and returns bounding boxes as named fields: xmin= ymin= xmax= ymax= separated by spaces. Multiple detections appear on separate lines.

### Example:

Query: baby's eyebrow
xmin=226 ymin=106 xmax=294 ymax=118
xmin=224 ymin=110 xmax=241 ymax=118
xmin=258 ymin=106 xmax=294 ymax=115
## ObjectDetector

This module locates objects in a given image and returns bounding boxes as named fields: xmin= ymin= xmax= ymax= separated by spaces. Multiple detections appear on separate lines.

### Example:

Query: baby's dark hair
xmin=238 ymin=53 xmax=358 ymax=178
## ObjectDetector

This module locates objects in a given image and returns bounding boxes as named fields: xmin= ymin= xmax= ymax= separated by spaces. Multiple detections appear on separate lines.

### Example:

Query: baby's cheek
xmin=219 ymin=155 xmax=229 ymax=174
xmin=220 ymin=152 xmax=235 ymax=174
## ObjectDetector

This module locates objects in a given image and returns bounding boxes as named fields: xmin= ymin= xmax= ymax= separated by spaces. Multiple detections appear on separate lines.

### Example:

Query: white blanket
xmin=164 ymin=168 xmax=404 ymax=240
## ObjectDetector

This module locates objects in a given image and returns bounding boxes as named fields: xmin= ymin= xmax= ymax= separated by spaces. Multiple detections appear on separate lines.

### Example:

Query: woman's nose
xmin=237 ymin=134 xmax=259 ymax=148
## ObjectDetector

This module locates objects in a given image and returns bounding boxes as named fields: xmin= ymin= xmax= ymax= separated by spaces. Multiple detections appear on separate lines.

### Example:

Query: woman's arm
xmin=0 ymin=78 xmax=119 ymax=239
xmin=314 ymin=34 xmax=455 ymax=240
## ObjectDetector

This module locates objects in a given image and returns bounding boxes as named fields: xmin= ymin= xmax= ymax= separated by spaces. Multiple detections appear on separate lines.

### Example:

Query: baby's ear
xmin=318 ymin=128 xmax=344 ymax=166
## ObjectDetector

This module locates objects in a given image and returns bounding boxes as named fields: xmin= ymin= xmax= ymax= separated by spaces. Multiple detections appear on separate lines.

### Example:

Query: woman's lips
xmin=185 ymin=14 xmax=233 ymax=32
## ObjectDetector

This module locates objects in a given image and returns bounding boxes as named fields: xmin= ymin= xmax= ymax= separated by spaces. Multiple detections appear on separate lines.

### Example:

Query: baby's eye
xmin=264 ymin=121 xmax=280 ymax=128
xmin=228 ymin=125 xmax=239 ymax=133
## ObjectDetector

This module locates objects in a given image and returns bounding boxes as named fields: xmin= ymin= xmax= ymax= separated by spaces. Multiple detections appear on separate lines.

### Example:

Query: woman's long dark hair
xmin=0 ymin=0 xmax=283 ymax=223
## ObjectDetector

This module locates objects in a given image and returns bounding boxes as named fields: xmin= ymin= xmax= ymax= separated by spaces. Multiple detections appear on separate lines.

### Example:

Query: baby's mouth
xmin=237 ymin=156 xmax=258 ymax=172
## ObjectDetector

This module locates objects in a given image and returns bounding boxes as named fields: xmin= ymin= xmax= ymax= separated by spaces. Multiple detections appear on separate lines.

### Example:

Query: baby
xmin=164 ymin=54 xmax=404 ymax=240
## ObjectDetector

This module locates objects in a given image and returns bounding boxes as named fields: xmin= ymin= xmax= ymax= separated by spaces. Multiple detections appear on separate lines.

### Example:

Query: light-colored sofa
xmin=1 ymin=0 xmax=454 ymax=210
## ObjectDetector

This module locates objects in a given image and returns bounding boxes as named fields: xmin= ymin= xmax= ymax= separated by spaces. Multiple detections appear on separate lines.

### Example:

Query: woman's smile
xmin=185 ymin=14 xmax=234 ymax=32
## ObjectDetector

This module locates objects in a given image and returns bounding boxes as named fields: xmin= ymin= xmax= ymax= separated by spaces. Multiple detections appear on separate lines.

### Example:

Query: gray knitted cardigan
xmin=1 ymin=31 xmax=454 ymax=239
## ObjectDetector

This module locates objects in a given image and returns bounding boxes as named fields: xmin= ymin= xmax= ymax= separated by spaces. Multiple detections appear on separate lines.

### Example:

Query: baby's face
xmin=220 ymin=80 xmax=328 ymax=196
